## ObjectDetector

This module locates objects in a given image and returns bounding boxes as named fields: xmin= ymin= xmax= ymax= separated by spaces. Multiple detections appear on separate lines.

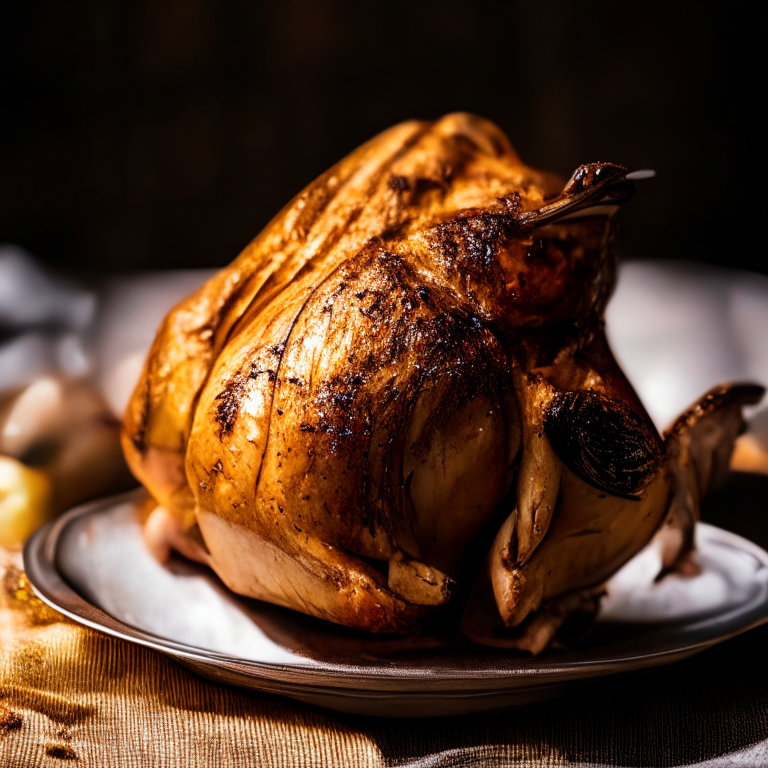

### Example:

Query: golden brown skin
xmin=122 ymin=113 xmax=763 ymax=647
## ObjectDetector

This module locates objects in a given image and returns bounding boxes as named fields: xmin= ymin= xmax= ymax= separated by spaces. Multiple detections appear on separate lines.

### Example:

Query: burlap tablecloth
xmin=2 ymin=475 xmax=767 ymax=768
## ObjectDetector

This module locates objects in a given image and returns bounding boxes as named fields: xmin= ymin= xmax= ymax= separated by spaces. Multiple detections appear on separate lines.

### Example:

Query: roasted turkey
xmin=122 ymin=113 xmax=763 ymax=652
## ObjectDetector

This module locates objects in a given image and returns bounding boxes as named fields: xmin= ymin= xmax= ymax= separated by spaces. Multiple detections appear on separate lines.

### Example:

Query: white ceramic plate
xmin=24 ymin=489 xmax=768 ymax=718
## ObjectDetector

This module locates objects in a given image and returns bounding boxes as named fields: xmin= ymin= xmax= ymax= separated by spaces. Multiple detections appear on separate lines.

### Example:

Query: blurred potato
xmin=0 ymin=376 xmax=136 ymax=547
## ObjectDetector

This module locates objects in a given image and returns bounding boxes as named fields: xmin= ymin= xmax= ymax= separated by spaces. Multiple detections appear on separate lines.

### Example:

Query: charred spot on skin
xmin=389 ymin=169 xmax=449 ymax=205
xmin=323 ymin=282 xmax=350 ymax=314
xmin=430 ymin=212 xmax=511 ymax=274
xmin=389 ymin=175 xmax=410 ymax=193
xmin=245 ymin=364 xmax=276 ymax=383
xmin=497 ymin=192 xmax=522 ymax=214
xmin=214 ymin=381 xmax=242 ymax=437
xmin=544 ymin=389 xmax=662 ymax=498
xmin=215 ymin=366 xmax=276 ymax=438
xmin=357 ymin=290 xmax=386 ymax=317
xmin=311 ymin=372 xmax=376 ymax=452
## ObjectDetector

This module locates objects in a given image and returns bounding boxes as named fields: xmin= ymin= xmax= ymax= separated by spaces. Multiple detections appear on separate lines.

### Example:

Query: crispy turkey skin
xmin=122 ymin=113 xmax=763 ymax=650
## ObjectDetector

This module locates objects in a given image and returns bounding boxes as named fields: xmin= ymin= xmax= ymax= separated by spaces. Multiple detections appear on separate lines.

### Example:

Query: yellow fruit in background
xmin=0 ymin=455 xmax=53 ymax=548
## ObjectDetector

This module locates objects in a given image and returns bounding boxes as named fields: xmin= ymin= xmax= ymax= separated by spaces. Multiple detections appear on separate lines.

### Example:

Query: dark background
xmin=0 ymin=1 xmax=763 ymax=276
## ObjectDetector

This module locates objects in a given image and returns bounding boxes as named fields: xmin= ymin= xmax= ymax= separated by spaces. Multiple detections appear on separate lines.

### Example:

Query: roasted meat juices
xmin=122 ymin=113 xmax=763 ymax=651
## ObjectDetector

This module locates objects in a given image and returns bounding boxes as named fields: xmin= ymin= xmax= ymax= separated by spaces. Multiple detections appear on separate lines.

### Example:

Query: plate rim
xmin=23 ymin=488 xmax=768 ymax=696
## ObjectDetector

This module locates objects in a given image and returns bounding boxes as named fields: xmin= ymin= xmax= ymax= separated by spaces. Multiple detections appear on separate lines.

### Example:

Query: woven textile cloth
xmin=3 ymin=474 xmax=768 ymax=768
